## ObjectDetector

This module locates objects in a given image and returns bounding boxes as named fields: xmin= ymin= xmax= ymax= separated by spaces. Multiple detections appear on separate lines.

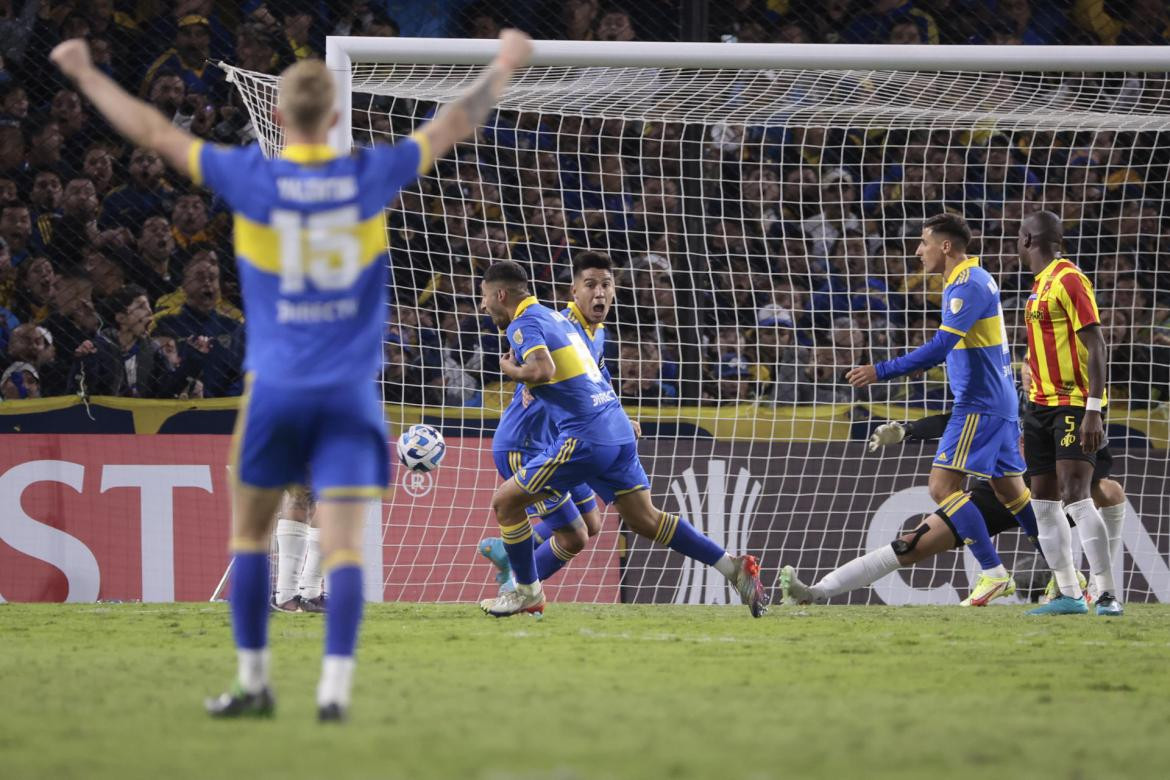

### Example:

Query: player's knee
xmin=1093 ymin=478 xmax=1124 ymax=508
xmin=891 ymin=522 xmax=933 ymax=565
xmin=557 ymin=525 xmax=588 ymax=554
xmin=490 ymin=490 xmax=522 ymax=521
xmin=1060 ymin=478 xmax=1091 ymax=505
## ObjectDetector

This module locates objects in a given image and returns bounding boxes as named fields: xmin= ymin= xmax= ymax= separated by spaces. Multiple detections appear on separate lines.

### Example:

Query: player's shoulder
xmin=1049 ymin=258 xmax=1092 ymax=287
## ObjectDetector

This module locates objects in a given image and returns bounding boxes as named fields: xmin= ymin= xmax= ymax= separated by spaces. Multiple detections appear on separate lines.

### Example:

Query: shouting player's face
xmin=915 ymin=227 xmax=947 ymax=275
xmin=480 ymin=281 xmax=512 ymax=328
xmin=571 ymin=267 xmax=615 ymax=326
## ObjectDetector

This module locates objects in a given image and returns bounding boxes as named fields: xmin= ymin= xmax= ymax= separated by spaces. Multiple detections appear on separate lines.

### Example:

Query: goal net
xmin=223 ymin=42 xmax=1170 ymax=606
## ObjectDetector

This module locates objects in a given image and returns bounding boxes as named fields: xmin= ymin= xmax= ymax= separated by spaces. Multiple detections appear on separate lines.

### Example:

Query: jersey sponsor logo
xmin=275 ymin=297 xmax=358 ymax=323
xmin=590 ymin=389 xmax=617 ymax=406
xmin=937 ymin=452 xmax=948 ymax=462
xmin=950 ymin=298 xmax=964 ymax=315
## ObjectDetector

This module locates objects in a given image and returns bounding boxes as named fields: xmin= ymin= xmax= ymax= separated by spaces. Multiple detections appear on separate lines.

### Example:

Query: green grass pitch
xmin=3 ymin=602 xmax=1169 ymax=779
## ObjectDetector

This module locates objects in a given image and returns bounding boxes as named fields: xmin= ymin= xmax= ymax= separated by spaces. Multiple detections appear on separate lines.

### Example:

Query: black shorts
xmin=1022 ymin=403 xmax=1100 ymax=477
xmin=1093 ymin=445 xmax=1113 ymax=483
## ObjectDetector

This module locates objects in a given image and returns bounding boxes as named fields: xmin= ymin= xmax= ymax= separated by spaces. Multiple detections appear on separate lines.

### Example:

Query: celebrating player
xmin=479 ymin=260 xmax=767 ymax=618
xmin=845 ymin=213 xmax=1041 ymax=607
xmin=51 ymin=30 xmax=535 ymax=720
xmin=1018 ymin=211 xmax=1119 ymax=616
xmin=479 ymin=252 xmax=621 ymax=595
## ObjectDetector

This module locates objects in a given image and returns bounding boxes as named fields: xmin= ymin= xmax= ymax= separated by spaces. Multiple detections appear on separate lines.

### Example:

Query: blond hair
xmin=276 ymin=59 xmax=335 ymax=135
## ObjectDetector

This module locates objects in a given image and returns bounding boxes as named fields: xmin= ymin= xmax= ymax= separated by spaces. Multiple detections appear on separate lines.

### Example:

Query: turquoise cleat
xmin=1027 ymin=594 xmax=1088 ymax=615
xmin=478 ymin=537 xmax=516 ymax=595
xmin=1095 ymin=593 xmax=1124 ymax=617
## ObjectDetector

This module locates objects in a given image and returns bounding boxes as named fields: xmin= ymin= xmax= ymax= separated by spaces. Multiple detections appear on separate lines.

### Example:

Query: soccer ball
xmin=396 ymin=424 xmax=446 ymax=473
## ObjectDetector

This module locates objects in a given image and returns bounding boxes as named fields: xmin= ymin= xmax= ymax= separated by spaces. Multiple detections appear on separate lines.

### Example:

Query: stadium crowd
xmin=1 ymin=0 xmax=1168 ymax=406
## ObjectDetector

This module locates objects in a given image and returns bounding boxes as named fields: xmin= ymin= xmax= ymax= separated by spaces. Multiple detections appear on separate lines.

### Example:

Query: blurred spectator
xmin=127 ymin=215 xmax=180 ymax=303
xmin=595 ymin=7 xmax=637 ymax=41
xmin=40 ymin=271 xmax=100 ymax=392
xmin=140 ymin=14 xmax=223 ymax=99
xmin=846 ymin=0 xmax=940 ymax=44
xmin=71 ymin=283 xmax=204 ymax=398
xmin=0 ymin=359 xmax=38 ymax=399
xmin=10 ymin=253 xmax=53 ymax=322
xmin=618 ymin=341 xmax=677 ymax=404
xmin=81 ymin=145 xmax=115 ymax=197
xmin=144 ymin=1 xmax=233 ymax=63
xmin=0 ymin=1 xmax=39 ymax=66
xmin=154 ymin=244 xmax=242 ymax=321
xmin=170 ymin=192 xmax=210 ymax=249
xmin=152 ymin=256 xmax=243 ymax=397
xmin=45 ymin=176 xmax=99 ymax=270
xmin=100 ymin=147 xmax=175 ymax=230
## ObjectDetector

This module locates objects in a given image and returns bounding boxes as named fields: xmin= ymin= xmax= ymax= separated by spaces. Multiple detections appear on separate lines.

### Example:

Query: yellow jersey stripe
xmin=957 ymin=414 xmax=979 ymax=469
xmin=410 ymin=131 xmax=433 ymax=175
xmin=529 ymin=438 xmax=577 ymax=493
xmin=233 ymin=210 xmax=388 ymax=274
xmin=318 ymin=486 xmax=384 ymax=499
xmin=955 ymin=316 xmax=1005 ymax=349
xmin=188 ymin=139 xmax=205 ymax=185
xmin=940 ymin=324 xmax=965 ymax=337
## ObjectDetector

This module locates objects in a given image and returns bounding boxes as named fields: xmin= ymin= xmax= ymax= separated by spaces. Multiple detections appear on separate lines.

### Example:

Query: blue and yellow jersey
xmin=189 ymin=135 xmax=430 ymax=387
xmin=493 ymin=383 xmax=554 ymax=454
xmin=507 ymin=297 xmax=634 ymax=445
xmin=938 ymin=258 xmax=1017 ymax=418
xmin=494 ymin=302 xmax=614 ymax=454
xmin=562 ymin=302 xmax=612 ymax=384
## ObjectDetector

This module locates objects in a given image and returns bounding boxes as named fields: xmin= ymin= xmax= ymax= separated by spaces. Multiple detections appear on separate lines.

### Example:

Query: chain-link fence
xmin=0 ymin=1 xmax=1165 ymax=402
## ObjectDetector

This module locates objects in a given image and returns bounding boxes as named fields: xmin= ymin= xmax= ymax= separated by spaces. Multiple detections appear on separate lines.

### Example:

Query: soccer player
xmin=479 ymin=252 xmax=621 ymax=594
xmin=51 ymin=30 xmax=535 ymax=720
xmin=846 ymin=213 xmax=1040 ymax=606
xmin=1018 ymin=210 xmax=1119 ymax=616
xmin=271 ymin=487 xmax=326 ymax=613
xmin=779 ymin=412 xmax=1132 ymax=606
xmin=479 ymin=260 xmax=766 ymax=617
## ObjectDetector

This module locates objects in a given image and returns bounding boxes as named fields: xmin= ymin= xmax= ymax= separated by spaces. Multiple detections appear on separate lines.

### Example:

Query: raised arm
xmin=50 ymin=39 xmax=197 ymax=180
xmin=416 ymin=30 xmax=533 ymax=162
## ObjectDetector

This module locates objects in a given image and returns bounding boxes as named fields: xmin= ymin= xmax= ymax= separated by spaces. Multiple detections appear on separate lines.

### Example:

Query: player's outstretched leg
xmin=314 ymin=499 xmax=370 ymax=722
xmin=483 ymin=478 xmax=545 ymax=617
xmin=614 ymin=490 xmax=766 ymax=617
xmin=207 ymin=484 xmax=283 ymax=718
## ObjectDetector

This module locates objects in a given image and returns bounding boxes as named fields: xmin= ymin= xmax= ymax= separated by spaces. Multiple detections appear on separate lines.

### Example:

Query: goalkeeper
xmin=778 ymin=413 xmax=1129 ymax=605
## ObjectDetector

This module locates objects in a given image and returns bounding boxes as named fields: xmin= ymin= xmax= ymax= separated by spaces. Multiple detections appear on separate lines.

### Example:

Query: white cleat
xmin=482 ymin=584 xmax=545 ymax=618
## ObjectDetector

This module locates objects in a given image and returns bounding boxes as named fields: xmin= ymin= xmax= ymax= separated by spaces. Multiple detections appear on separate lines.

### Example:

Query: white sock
xmin=237 ymin=648 xmax=270 ymax=694
xmin=1067 ymin=498 xmax=1115 ymax=597
xmin=274 ymin=518 xmax=308 ymax=603
xmin=983 ymin=564 xmax=1008 ymax=578
xmin=298 ymin=526 xmax=324 ymax=600
xmin=714 ymin=554 xmax=737 ymax=579
xmin=1033 ymin=499 xmax=1079 ymax=598
xmin=317 ymin=655 xmax=355 ymax=708
xmin=1100 ymin=502 xmax=1126 ymax=570
xmin=811 ymin=545 xmax=901 ymax=602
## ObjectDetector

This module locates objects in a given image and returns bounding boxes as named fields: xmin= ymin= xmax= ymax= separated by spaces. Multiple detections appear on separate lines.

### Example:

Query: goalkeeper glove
xmin=867 ymin=421 xmax=906 ymax=452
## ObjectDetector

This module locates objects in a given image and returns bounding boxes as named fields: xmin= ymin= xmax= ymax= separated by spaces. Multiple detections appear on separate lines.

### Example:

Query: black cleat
xmin=317 ymin=702 xmax=346 ymax=723
xmin=270 ymin=595 xmax=303 ymax=613
xmin=299 ymin=594 xmax=327 ymax=613
xmin=205 ymin=684 xmax=275 ymax=718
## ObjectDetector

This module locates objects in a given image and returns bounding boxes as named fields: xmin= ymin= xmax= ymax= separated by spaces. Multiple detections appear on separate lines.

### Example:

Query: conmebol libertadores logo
xmin=669 ymin=460 xmax=763 ymax=606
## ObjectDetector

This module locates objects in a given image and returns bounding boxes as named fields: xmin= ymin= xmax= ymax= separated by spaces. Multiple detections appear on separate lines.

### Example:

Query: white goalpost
xmin=223 ymin=40 xmax=1170 ymax=606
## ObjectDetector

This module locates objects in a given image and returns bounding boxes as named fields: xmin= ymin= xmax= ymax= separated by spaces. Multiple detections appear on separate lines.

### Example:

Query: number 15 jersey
xmin=190 ymin=136 xmax=429 ymax=387
xmin=506 ymin=297 xmax=634 ymax=446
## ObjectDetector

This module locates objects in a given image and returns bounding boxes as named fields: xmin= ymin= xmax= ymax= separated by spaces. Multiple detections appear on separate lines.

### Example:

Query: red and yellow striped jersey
xmin=1024 ymin=258 xmax=1106 ymax=407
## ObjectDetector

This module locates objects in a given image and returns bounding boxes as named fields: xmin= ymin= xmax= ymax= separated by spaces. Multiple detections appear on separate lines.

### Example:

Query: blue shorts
xmin=492 ymin=445 xmax=594 ymax=530
xmin=234 ymin=376 xmax=389 ymax=499
xmin=516 ymin=435 xmax=649 ymax=505
xmin=933 ymin=412 xmax=1025 ymax=479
